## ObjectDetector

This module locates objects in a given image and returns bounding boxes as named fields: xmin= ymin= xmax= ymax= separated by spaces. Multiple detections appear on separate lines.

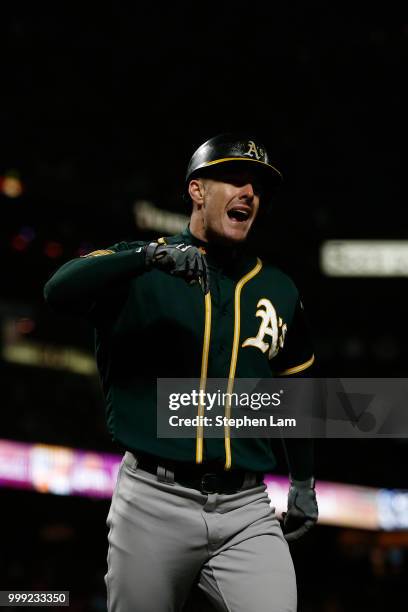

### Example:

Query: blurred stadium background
xmin=1 ymin=5 xmax=407 ymax=611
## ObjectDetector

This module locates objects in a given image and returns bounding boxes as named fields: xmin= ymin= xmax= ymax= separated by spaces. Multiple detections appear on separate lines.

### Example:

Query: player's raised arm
xmin=43 ymin=239 xmax=209 ymax=317
xmin=43 ymin=242 xmax=146 ymax=316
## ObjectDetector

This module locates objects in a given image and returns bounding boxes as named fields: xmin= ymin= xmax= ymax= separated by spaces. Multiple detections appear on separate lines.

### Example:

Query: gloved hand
xmin=144 ymin=242 xmax=210 ymax=294
xmin=282 ymin=476 xmax=318 ymax=542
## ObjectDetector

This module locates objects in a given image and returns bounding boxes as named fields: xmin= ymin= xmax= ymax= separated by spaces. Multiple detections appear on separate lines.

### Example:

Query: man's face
xmin=191 ymin=165 xmax=265 ymax=244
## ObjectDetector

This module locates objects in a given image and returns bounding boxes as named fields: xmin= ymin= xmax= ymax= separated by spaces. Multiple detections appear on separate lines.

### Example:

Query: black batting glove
xmin=144 ymin=242 xmax=210 ymax=295
xmin=282 ymin=476 xmax=318 ymax=542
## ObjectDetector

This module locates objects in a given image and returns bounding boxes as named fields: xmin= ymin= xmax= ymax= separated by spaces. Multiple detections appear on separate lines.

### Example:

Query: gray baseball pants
xmin=105 ymin=452 xmax=297 ymax=612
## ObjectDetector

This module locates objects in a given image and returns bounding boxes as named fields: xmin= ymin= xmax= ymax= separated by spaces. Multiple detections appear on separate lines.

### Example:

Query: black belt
xmin=130 ymin=451 xmax=264 ymax=495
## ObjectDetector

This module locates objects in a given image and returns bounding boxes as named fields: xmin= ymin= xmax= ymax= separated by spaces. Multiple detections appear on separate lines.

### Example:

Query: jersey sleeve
xmin=271 ymin=297 xmax=315 ymax=376
xmin=43 ymin=240 xmax=147 ymax=320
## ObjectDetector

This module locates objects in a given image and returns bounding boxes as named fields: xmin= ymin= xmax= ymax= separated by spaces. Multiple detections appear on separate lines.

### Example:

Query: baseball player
xmin=44 ymin=134 xmax=318 ymax=612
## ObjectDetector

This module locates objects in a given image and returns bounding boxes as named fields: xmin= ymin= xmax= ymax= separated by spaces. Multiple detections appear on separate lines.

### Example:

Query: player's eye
xmin=252 ymin=181 xmax=262 ymax=195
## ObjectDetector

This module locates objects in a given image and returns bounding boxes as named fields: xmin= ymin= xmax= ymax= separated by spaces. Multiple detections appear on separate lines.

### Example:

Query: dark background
xmin=1 ymin=4 xmax=406 ymax=611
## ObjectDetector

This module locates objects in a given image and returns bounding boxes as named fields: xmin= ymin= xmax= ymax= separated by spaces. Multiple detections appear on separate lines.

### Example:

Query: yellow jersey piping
xmin=224 ymin=258 xmax=263 ymax=469
xmin=195 ymin=291 xmax=212 ymax=463
xmin=278 ymin=354 xmax=315 ymax=376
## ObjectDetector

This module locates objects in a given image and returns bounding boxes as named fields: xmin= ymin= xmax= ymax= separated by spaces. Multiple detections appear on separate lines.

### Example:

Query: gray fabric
xmin=105 ymin=452 xmax=297 ymax=612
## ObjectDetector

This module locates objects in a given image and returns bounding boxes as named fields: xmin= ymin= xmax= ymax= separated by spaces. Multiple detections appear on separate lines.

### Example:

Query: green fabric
xmin=44 ymin=226 xmax=314 ymax=473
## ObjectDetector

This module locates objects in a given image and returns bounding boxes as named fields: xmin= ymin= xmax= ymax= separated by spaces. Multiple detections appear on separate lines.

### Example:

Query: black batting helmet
xmin=185 ymin=133 xmax=283 ymax=197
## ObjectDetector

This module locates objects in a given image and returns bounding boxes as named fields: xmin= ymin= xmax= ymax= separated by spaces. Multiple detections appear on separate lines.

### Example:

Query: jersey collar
xmin=181 ymin=226 xmax=258 ymax=279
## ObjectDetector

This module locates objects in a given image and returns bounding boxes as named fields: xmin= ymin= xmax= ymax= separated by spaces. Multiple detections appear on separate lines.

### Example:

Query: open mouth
xmin=227 ymin=207 xmax=251 ymax=222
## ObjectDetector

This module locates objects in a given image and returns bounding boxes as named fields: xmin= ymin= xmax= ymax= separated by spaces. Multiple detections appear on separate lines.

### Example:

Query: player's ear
xmin=188 ymin=179 xmax=205 ymax=208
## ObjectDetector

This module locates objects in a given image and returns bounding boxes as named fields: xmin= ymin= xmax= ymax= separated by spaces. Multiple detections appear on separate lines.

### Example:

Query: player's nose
xmin=238 ymin=182 xmax=255 ymax=203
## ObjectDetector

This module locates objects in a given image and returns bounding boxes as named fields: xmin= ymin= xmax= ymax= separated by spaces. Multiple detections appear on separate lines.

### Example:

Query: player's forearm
xmin=282 ymin=438 xmax=314 ymax=481
xmin=44 ymin=249 xmax=146 ymax=315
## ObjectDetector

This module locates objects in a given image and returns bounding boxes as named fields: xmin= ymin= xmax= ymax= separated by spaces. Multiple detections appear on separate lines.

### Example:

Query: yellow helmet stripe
xmin=202 ymin=157 xmax=283 ymax=179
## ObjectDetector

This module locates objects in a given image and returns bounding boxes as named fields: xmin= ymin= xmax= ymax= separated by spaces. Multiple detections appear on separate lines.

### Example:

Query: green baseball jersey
xmin=44 ymin=226 xmax=314 ymax=472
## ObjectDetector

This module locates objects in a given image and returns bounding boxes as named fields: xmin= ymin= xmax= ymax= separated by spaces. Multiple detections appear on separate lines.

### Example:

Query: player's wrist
xmin=143 ymin=242 xmax=159 ymax=268
xmin=289 ymin=475 xmax=315 ymax=489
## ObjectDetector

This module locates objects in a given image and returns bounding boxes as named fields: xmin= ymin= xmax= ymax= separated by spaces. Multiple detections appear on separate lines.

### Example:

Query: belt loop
xmin=165 ymin=468 xmax=175 ymax=484
xmin=157 ymin=466 xmax=166 ymax=482
xmin=157 ymin=465 xmax=175 ymax=485
xmin=126 ymin=451 xmax=138 ymax=471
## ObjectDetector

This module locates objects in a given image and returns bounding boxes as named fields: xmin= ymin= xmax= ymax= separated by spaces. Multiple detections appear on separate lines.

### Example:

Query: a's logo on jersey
xmin=242 ymin=298 xmax=287 ymax=359
xmin=245 ymin=140 xmax=264 ymax=161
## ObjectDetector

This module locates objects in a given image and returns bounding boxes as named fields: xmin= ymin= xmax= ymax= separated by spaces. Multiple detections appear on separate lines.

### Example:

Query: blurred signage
xmin=321 ymin=240 xmax=408 ymax=277
xmin=265 ymin=477 xmax=379 ymax=530
xmin=2 ymin=342 xmax=96 ymax=374
xmin=1 ymin=439 xmax=407 ymax=530
xmin=0 ymin=440 xmax=119 ymax=498
xmin=133 ymin=200 xmax=189 ymax=234
xmin=1 ymin=317 xmax=96 ymax=375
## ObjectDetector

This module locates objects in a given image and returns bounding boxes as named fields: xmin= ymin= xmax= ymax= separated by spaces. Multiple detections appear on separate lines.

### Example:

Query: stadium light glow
xmin=44 ymin=241 xmax=63 ymax=259
xmin=0 ymin=171 xmax=23 ymax=198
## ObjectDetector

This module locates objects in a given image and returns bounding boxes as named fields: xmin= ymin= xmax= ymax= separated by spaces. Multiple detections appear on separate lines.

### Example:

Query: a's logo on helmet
xmin=245 ymin=140 xmax=264 ymax=161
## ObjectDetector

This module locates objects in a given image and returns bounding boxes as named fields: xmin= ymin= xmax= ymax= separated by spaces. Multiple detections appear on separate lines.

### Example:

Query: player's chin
xmin=221 ymin=219 xmax=252 ymax=243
